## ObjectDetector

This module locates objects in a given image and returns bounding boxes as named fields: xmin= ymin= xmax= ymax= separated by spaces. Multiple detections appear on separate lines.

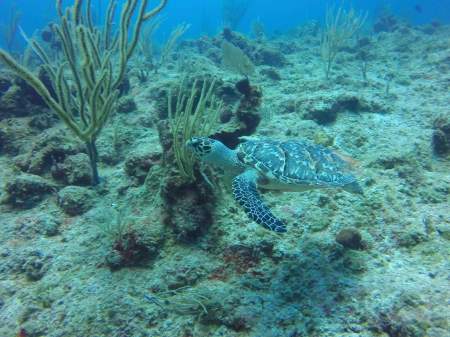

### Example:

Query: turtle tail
xmin=232 ymin=172 xmax=287 ymax=233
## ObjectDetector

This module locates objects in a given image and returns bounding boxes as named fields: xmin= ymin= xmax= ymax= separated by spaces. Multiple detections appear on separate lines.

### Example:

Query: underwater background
xmin=2 ymin=0 xmax=450 ymax=40
xmin=0 ymin=0 xmax=449 ymax=337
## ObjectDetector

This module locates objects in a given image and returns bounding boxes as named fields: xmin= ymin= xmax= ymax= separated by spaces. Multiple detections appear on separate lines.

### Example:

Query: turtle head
xmin=186 ymin=137 xmax=236 ymax=168
xmin=186 ymin=137 xmax=220 ymax=161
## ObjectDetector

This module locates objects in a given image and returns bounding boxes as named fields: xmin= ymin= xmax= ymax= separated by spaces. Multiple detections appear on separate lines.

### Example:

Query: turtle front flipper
xmin=232 ymin=170 xmax=286 ymax=233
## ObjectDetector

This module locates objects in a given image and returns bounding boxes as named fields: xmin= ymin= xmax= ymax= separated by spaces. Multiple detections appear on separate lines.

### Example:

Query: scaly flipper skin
xmin=232 ymin=170 xmax=287 ymax=233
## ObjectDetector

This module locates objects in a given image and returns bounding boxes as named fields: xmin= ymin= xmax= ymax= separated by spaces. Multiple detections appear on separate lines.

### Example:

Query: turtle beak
xmin=185 ymin=137 xmax=212 ymax=158
xmin=186 ymin=138 xmax=197 ymax=149
xmin=186 ymin=138 xmax=203 ymax=154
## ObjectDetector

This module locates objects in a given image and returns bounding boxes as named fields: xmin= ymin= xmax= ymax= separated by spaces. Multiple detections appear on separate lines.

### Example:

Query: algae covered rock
xmin=253 ymin=46 xmax=287 ymax=67
xmin=213 ymin=78 xmax=262 ymax=148
xmin=57 ymin=186 xmax=95 ymax=216
xmin=161 ymin=173 xmax=214 ymax=242
xmin=396 ymin=228 xmax=427 ymax=248
xmin=124 ymin=151 xmax=162 ymax=184
xmin=2 ymin=249 xmax=52 ymax=282
xmin=0 ymin=118 xmax=33 ymax=156
xmin=104 ymin=219 xmax=165 ymax=270
xmin=3 ymin=174 xmax=55 ymax=208
xmin=116 ymin=95 xmax=137 ymax=114
xmin=336 ymin=228 xmax=366 ymax=250
xmin=432 ymin=115 xmax=450 ymax=156
xmin=28 ymin=112 xmax=57 ymax=130
xmin=105 ymin=230 xmax=156 ymax=270
xmin=260 ymin=66 xmax=282 ymax=81
xmin=52 ymin=153 xmax=93 ymax=186
xmin=0 ymin=71 xmax=48 ymax=120
xmin=342 ymin=251 xmax=368 ymax=273
xmin=372 ymin=291 xmax=442 ymax=337
xmin=15 ymin=132 xmax=81 ymax=175
xmin=436 ymin=223 xmax=450 ymax=241
xmin=301 ymin=92 xmax=389 ymax=125
xmin=373 ymin=13 xmax=402 ymax=33
xmin=13 ymin=214 xmax=61 ymax=239
xmin=198 ymin=284 xmax=262 ymax=332
xmin=22 ymin=251 xmax=51 ymax=281
xmin=156 ymin=253 xmax=209 ymax=290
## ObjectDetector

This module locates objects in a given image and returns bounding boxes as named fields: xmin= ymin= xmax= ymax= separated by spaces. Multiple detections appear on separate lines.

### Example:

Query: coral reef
xmin=0 ymin=5 xmax=449 ymax=337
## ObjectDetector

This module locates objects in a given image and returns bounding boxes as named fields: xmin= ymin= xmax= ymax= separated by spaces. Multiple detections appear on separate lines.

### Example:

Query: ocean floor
xmin=0 ymin=17 xmax=449 ymax=337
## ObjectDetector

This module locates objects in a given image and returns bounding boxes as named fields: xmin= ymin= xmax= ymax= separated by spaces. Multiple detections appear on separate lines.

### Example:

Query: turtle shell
xmin=237 ymin=139 xmax=356 ymax=187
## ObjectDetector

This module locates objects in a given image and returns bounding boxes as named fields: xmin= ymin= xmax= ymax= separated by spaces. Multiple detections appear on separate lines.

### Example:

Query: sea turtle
xmin=186 ymin=137 xmax=363 ymax=233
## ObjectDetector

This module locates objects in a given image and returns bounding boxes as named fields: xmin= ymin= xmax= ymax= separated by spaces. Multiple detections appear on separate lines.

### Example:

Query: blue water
xmin=1 ymin=0 xmax=450 ymax=48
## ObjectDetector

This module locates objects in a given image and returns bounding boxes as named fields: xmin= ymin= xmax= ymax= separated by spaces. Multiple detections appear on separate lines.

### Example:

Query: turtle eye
xmin=187 ymin=137 xmax=214 ymax=157
xmin=201 ymin=143 xmax=212 ymax=154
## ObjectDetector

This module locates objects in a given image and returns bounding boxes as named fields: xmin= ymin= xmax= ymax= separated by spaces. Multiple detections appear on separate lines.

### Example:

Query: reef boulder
xmin=57 ymin=186 xmax=95 ymax=216
xmin=3 ymin=174 xmax=55 ymax=208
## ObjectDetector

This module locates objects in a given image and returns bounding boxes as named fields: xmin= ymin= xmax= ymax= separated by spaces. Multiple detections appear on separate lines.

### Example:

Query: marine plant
xmin=168 ymin=78 xmax=222 ymax=180
xmin=145 ymin=285 xmax=210 ymax=316
xmin=136 ymin=68 xmax=151 ymax=84
xmin=0 ymin=0 xmax=168 ymax=185
xmin=97 ymin=205 xmax=162 ymax=270
xmin=138 ymin=16 xmax=163 ymax=69
xmin=222 ymin=0 xmax=252 ymax=30
xmin=251 ymin=19 xmax=266 ymax=41
xmin=222 ymin=40 xmax=255 ymax=77
xmin=158 ymin=23 xmax=190 ymax=69
xmin=139 ymin=20 xmax=190 ymax=74
xmin=320 ymin=5 xmax=367 ymax=80
xmin=0 ymin=4 xmax=21 ymax=54
xmin=384 ymin=72 xmax=395 ymax=95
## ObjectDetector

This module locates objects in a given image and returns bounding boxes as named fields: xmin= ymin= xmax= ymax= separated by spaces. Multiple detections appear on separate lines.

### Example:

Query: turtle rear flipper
xmin=343 ymin=180 xmax=364 ymax=195
xmin=232 ymin=170 xmax=287 ymax=233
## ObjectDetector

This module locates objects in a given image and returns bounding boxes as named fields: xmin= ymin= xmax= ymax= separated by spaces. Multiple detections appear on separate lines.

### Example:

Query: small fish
xmin=414 ymin=5 xmax=423 ymax=13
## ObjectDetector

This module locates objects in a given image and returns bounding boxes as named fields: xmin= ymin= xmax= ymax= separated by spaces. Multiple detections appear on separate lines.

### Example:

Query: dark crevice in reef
xmin=213 ymin=78 xmax=262 ymax=149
